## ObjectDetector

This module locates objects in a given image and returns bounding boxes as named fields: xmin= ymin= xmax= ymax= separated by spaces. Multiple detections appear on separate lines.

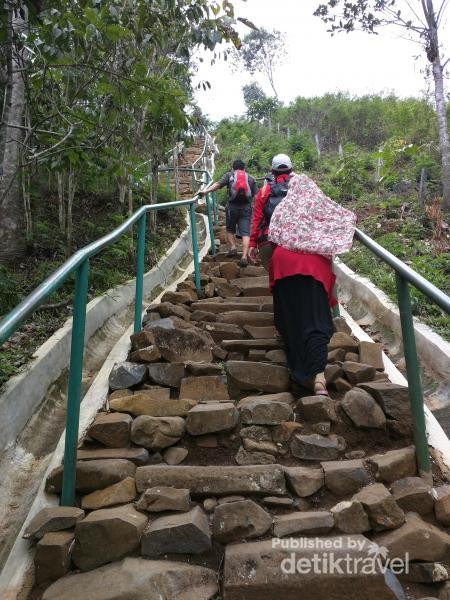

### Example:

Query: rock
xmin=235 ymin=447 xmax=276 ymax=465
xmin=161 ymin=290 xmax=195 ymax=305
xmin=298 ymin=396 xmax=337 ymax=422
xmin=73 ymin=504 xmax=147 ymax=570
xmin=177 ymin=280 xmax=196 ymax=292
xmin=244 ymin=325 xmax=277 ymax=339
xmin=141 ymin=506 xmax=211 ymax=557
xmin=404 ymin=562 xmax=448 ymax=583
xmin=212 ymin=499 xmax=272 ymax=543
xmin=345 ymin=352 xmax=359 ymax=362
xmin=24 ymin=507 xmax=84 ymax=540
xmin=345 ymin=450 xmax=366 ymax=459
xmin=328 ymin=332 xmax=359 ymax=352
xmin=273 ymin=511 xmax=334 ymax=537
xmin=157 ymin=302 xmax=191 ymax=321
xmin=186 ymin=362 xmax=222 ymax=376
xmin=334 ymin=377 xmax=353 ymax=392
xmin=138 ymin=386 xmax=171 ymax=400
xmin=110 ymin=395 xmax=193 ymax=418
xmin=374 ymin=512 xmax=450 ymax=562
xmin=331 ymin=500 xmax=370 ymax=533
xmin=290 ymin=433 xmax=341 ymax=461
xmin=328 ymin=348 xmax=346 ymax=363
xmin=333 ymin=316 xmax=352 ymax=335
xmin=186 ymin=402 xmax=238 ymax=435
xmin=342 ymin=361 xmax=376 ymax=384
xmin=325 ymin=363 xmax=343 ymax=385
xmin=359 ymin=341 xmax=384 ymax=370
xmin=81 ymin=477 xmax=136 ymax=510
xmin=88 ymin=413 xmax=131 ymax=448
xmin=239 ymin=397 xmax=293 ymax=425
xmin=266 ymin=349 xmax=287 ymax=363
xmin=230 ymin=275 xmax=270 ymax=297
xmin=34 ymin=531 xmax=74 ymax=584
xmin=135 ymin=464 xmax=286 ymax=496
xmin=216 ymin=282 xmax=242 ymax=298
xmin=341 ymin=388 xmax=386 ymax=429
xmin=199 ymin=321 xmax=246 ymax=342
xmin=368 ymin=447 xmax=417 ymax=484
xmin=204 ymin=282 xmax=215 ymax=297
xmin=145 ymin=316 xmax=194 ymax=330
xmin=242 ymin=438 xmax=278 ymax=455
xmin=263 ymin=496 xmax=294 ymax=507
xmin=42 ymin=557 xmax=218 ymax=600
xmin=353 ymin=483 xmax=405 ymax=531
xmin=391 ymin=477 xmax=433 ymax=515
xmin=108 ymin=389 xmax=133 ymax=401
xmin=240 ymin=424 xmax=272 ymax=443
xmin=218 ymin=495 xmax=247 ymax=505
xmin=312 ymin=422 xmax=331 ymax=435
xmin=321 ymin=459 xmax=369 ymax=496
xmin=130 ymin=346 xmax=162 ymax=363
xmin=151 ymin=324 xmax=214 ymax=363
xmin=272 ymin=421 xmax=303 ymax=443
xmin=220 ymin=262 xmax=240 ymax=280
xmin=219 ymin=311 xmax=274 ymax=327
xmin=77 ymin=448 xmax=149 ymax=466
xmin=163 ymin=447 xmax=188 ymax=465
xmin=109 ymin=362 xmax=147 ymax=390
xmin=284 ymin=466 xmax=324 ymax=497
xmin=358 ymin=382 xmax=412 ymax=423
xmin=222 ymin=338 xmax=281 ymax=352
xmin=223 ymin=536 xmax=405 ymax=599
xmin=147 ymin=363 xmax=185 ymax=387
xmin=203 ymin=498 xmax=218 ymax=512
xmin=434 ymin=485 xmax=450 ymax=526
xmin=131 ymin=416 xmax=185 ymax=449
xmin=136 ymin=487 xmax=191 ymax=512
xmin=46 ymin=460 xmax=136 ymax=494
xmin=227 ymin=361 xmax=289 ymax=393
xmin=130 ymin=330 xmax=155 ymax=351
xmin=190 ymin=310 xmax=217 ymax=322
xmin=179 ymin=375 xmax=229 ymax=401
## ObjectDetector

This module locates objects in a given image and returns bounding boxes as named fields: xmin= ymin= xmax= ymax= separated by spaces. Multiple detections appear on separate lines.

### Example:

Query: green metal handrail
xmin=0 ymin=194 xmax=210 ymax=506
xmin=353 ymin=227 xmax=450 ymax=481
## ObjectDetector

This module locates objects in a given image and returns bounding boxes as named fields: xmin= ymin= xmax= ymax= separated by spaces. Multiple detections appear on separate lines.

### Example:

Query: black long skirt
xmin=273 ymin=274 xmax=333 ymax=383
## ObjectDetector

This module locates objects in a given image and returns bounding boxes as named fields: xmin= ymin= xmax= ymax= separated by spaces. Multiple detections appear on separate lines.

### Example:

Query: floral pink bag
xmin=268 ymin=174 xmax=356 ymax=257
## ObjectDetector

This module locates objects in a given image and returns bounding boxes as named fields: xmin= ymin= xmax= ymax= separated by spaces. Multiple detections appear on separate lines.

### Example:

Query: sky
xmin=193 ymin=0 xmax=450 ymax=121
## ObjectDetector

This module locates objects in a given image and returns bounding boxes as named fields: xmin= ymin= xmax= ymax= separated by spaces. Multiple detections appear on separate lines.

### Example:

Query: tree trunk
xmin=57 ymin=172 xmax=65 ymax=232
xmin=66 ymin=167 xmax=76 ymax=256
xmin=0 ymin=3 xmax=27 ymax=263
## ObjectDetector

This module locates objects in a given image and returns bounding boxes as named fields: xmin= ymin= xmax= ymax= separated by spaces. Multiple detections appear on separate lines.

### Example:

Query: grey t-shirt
xmin=217 ymin=171 xmax=258 ymax=200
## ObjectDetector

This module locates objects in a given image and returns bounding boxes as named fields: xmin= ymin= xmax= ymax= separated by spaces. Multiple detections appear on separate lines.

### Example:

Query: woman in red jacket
xmin=249 ymin=154 xmax=335 ymax=395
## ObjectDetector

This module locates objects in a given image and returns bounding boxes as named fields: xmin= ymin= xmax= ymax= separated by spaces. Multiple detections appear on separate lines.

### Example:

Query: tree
xmin=242 ymin=82 xmax=267 ymax=106
xmin=234 ymin=28 xmax=285 ymax=98
xmin=314 ymin=0 xmax=450 ymax=213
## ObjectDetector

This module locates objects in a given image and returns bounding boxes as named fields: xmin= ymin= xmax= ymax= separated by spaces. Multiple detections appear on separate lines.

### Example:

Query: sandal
xmin=314 ymin=373 xmax=329 ymax=396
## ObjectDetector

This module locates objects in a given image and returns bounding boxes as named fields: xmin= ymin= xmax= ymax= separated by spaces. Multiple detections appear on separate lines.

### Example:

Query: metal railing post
xmin=134 ymin=213 xmax=147 ymax=333
xmin=205 ymin=193 xmax=216 ymax=256
xmin=332 ymin=262 xmax=340 ymax=317
xmin=189 ymin=202 xmax=201 ymax=290
xmin=395 ymin=272 xmax=432 ymax=481
xmin=61 ymin=258 xmax=90 ymax=506
xmin=213 ymin=191 xmax=218 ymax=225
xmin=191 ymin=171 xmax=195 ymax=194
xmin=166 ymin=171 xmax=170 ymax=193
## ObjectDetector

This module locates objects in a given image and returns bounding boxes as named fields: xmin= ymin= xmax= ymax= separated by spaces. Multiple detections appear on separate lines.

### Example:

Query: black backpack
xmin=263 ymin=177 xmax=290 ymax=225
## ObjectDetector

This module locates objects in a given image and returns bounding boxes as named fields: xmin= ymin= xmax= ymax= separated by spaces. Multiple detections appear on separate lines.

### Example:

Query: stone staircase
xmin=168 ymin=137 xmax=206 ymax=200
xmin=24 ymin=217 xmax=450 ymax=599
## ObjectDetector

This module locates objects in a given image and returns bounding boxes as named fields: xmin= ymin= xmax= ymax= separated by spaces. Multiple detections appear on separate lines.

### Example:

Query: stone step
xmin=230 ymin=276 xmax=270 ymax=296
xmin=191 ymin=301 xmax=273 ymax=313
xmin=221 ymin=339 xmax=282 ymax=352
xmin=218 ymin=311 xmax=274 ymax=327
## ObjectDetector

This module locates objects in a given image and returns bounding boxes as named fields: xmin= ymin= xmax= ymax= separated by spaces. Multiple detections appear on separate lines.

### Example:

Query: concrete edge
xmin=0 ymin=215 xmax=210 ymax=598
xmin=340 ymin=305 xmax=450 ymax=473
xmin=334 ymin=259 xmax=450 ymax=381
xmin=0 ymin=212 xmax=198 ymax=453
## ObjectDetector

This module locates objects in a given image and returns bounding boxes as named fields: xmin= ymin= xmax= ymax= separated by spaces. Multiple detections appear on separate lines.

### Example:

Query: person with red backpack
xmin=198 ymin=159 xmax=257 ymax=267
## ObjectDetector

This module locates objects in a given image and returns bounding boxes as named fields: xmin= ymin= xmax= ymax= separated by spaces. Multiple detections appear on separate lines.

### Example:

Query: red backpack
xmin=228 ymin=170 xmax=252 ymax=203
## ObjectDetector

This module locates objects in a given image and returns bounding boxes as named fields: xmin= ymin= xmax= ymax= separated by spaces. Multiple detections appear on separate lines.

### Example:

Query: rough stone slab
xmin=131 ymin=416 xmax=185 ymax=449
xmin=328 ymin=332 xmax=359 ymax=352
xmin=77 ymin=447 xmax=149 ymax=466
xmin=191 ymin=309 xmax=217 ymax=322
xmin=135 ymin=464 xmax=287 ymax=496
xmin=191 ymin=301 xmax=266 ymax=313
xmin=244 ymin=325 xmax=277 ymax=339
xmin=223 ymin=536 xmax=405 ymax=599
xmin=298 ymin=396 xmax=337 ymax=423
xmin=23 ymin=507 xmax=84 ymax=540
xmin=359 ymin=341 xmax=384 ymax=370
xmin=129 ymin=346 xmax=161 ymax=363
xmin=199 ymin=322 xmax=246 ymax=342
xmin=230 ymin=276 xmax=270 ymax=296
xmin=239 ymin=397 xmax=293 ymax=425
xmin=81 ymin=477 xmax=136 ymax=510
xmin=156 ymin=302 xmax=191 ymax=321
xmin=374 ymin=511 xmax=450 ymax=562
xmin=353 ymin=483 xmax=405 ymax=531
xmin=342 ymin=361 xmax=376 ymax=384
xmin=88 ymin=413 xmax=131 ymax=448
xmin=434 ymin=484 xmax=450 ymax=526
xmin=152 ymin=324 xmax=214 ymax=363
xmin=161 ymin=290 xmax=195 ymax=305
xmin=222 ymin=339 xmax=281 ymax=352
xmin=284 ymin=466 xmax=324 ymax=497
xmin=73 ymin=504 xmax=147 ymax=570
xmin=273 ymin=511 xmax=334 ymax=537
xmin=368 ymin=447 xmax=416 ymax=483
xmin=109 ymin=362 xmax=147 ymax=390
xmin=242 ymin=437 xmax=278 ymax=455
xmin=136 ymin=486 xmax=191 ymax=512
xmin=235 ymin=447 xmax=276 ymax=465
xmin=212 ymin=499 xmax=272 ymax=543
xmin=321 ymin=459 xmax=369 ymax=496
xmin=42 ymin=557 xmax=218 ymax=600
xmin=216 ymin=282 xmax=242 ymax=298
xmin=218 ymin=311 xmax=274 ymax=327
xmin=46 ymin=460 xmax=136 ymax=494
xmin=35 ymin=531 xmax=74 ymax=584
xmin=179 ymin=375 xmax=230 ymax=401
xmin=130 ymin=330 xmax=155 ymax=351
xmin=358 ymin=382 xmax=412 ymax=423
xmin=403 ymin=562 xmax=449 ymax=583
xmin=391 ymin=477 xmax=434 ymax=515
xmin=110 ymin=395 xmax=194 ymax=417
xmin=331 ymin=500 xmax=370 ymax=534
xmin=186 ymin=362 xmax=223 ymax=376
xmin=186 ymin=402 xmax=238 ymax=435
xmin=141 ymin=506 xmax=211 ymax=557
xmin=290 ymin=433 xmax=342 ymax=461
xmin=163 ymin=447 xmax=188 ymax=465
xmin=341 ymin=388 xmax=386 ymax=429
xmin=147 ymin=362 xmax=186 ymax=387
xmin=227 ymin=360 xmax=289 ymax=393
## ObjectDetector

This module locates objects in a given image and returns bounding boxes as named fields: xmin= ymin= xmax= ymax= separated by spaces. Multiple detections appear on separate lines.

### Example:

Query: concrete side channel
xmin=0 ymin=214 xmax=207 ymax=573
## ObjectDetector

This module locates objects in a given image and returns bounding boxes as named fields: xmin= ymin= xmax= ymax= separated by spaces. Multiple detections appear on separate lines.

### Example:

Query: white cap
xmin=272 ymin=153 xmax=292 ymax=170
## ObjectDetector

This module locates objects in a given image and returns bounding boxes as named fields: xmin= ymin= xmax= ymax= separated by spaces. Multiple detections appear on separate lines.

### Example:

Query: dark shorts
xmin=226 ymin=202 xmax=252 ymax=236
